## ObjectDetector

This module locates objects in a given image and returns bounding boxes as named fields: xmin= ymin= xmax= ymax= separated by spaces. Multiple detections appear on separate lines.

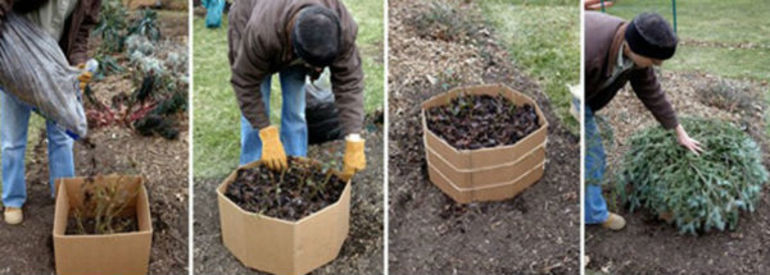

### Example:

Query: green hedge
xmin=617 ymin=117 xmax=768 ymax=235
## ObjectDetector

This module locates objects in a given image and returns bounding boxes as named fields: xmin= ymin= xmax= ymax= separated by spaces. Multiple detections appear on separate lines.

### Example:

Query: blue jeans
xmin=584 ymin=105 xmax=609 ymax=224
xmin=240 ymin=66 xmax=308 ymax=165
xmin=1 ymin=90 xmax=75 ymax=208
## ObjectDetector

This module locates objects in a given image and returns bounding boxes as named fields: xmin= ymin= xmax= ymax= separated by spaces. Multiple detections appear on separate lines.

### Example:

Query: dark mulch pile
xmin=225 ymin=158 xmax=347 ymax=221
xmin=426 ymin=94 xmax=540 ymax=150
xmin=66 ymin=216 xmax=138 ymax=235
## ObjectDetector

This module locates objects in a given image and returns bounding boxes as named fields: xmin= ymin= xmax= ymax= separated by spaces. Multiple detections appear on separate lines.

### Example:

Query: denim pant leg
xmin=239 ymin=77 xmax=273 ymax=165
xmin=45 ymin=119 xmax=74 ymax=198
xmin=585 ymin=106 xmax=609 ymax=224
xmin=278 ymin=66 xmax=308 ymax=157
xmin=1 ymin=92 xmax=31 ymax=208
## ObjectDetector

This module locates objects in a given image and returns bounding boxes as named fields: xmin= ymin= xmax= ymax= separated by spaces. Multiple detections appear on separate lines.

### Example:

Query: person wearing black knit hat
xmin=583 ymin=11 xmax=703 ymax=231
xmin=228 ymin=1 xmax=366 ymax=181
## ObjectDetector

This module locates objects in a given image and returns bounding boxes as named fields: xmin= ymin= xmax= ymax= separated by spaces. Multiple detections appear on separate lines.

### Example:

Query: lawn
xmin=605 ymin=0 xmax=770 ymax=82
xmin=479 ymin=0 xmax=580 ymax=134
xmin=193 ymin=0 xmax=384 ymax=179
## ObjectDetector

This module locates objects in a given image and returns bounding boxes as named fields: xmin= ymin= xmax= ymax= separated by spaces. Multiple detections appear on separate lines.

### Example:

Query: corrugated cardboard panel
xmin=467 ymin=164 xmax=545 ymax=202
xmin=421 ymin=84 xmax=549 ymax=170
xmin=53 ymin=176 xmax=152 ymax=275
xmin=428 ymin=162 xmax=546 ymax=203
xmin=293 ymin=183 xmax=351 ymax=275
xmin=426 ymin=142 xmax=546 ymax=189
xmin=217 ymin=159 xmax=350 ymax=275
xmin=422 ymin=84 xmax=549 ymax=203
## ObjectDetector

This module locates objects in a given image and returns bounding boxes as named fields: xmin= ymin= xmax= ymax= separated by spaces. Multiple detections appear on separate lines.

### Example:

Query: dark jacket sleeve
xmin=330 ymin=42 xmax=364 ymax=135
xmin=68 ymin=0 xmax=100 ymax=65
xmin=230 ymin=22 xmax=274 ymax=130
xmin=629 ymin=67 xmax=678 ymax=129
xmin=329 ymin=5 xmax=364 ymax=135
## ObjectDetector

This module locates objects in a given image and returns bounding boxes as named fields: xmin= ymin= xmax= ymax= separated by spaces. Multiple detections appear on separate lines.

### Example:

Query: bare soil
xmin=425 ymin=94 xmax=540 ymax=150
xmin=194 ymin=114 xmax=384 ymax=274
xmin=388 ymin=0 xmax=580 ymax=274
xmin=0 ymin=10 xmax=189 ymax=274
xmin=225 ymin=157 xmax=347 ymax=221
xmin=586 ymin=71 xmax=770 ymax=274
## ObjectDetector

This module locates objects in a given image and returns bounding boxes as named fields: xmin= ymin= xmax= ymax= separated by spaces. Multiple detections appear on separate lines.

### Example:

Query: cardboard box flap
xmin=53 ymin=176 xmax=152 ymax=275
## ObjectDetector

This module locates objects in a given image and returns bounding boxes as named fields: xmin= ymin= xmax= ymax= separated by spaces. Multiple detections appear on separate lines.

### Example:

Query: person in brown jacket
xmin=228 ymin=0 xmax=365 ymax=179
xmin=0 ymin=0 xmax=99 ymax=225
xmin=584 ymin=12 xmax=703 ymax=231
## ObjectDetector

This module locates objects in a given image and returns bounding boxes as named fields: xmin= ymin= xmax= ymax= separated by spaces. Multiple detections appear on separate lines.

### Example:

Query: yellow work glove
xmin=341 ymin=134 xmax=366 ymax=181
xmin=259 ymin=125 xmax=288 ymax=171
xmin=76 ymin=63 xmax=93 ymax=90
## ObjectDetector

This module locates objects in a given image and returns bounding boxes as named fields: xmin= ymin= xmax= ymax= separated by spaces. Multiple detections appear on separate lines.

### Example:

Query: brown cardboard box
xmin=53 ymin=176 xmax=153 ymax=275
xmin=422 ymin=84 xmax=549 ymax=203
xmin=217 ymin=160 xmax=351 ymax=275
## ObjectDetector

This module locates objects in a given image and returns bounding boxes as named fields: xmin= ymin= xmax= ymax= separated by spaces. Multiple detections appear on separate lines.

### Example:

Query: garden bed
xmin=422 ymin=84 xmax=548 ymax=203
xmin=217 ymin=158 xmax=351 ymax=275
xmin=53 ymin=176 xmax=152 ymax=275
xmin=586 ymin=72 xmax=770 ymax=274
xmin=224 ymin=157 xmax=347 ymax=221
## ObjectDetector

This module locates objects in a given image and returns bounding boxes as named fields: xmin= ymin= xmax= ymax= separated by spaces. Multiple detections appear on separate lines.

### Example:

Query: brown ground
xmin=586 ymin=71 xmax=770 ymax=274
xmin=193 ymin=115 xmax=384 ymax=274
xmin=0 ymin=10 xmax=189 ymax=274
xmin=387 ymin=1 xmax=580 ymax=274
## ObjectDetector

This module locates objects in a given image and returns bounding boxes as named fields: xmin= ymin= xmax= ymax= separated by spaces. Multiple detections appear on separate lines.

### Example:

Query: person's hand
xmin=675 ymin=124 xmax=703 ymax=156
xmin=76 ymin=63 xmax=93 ymax=90
xmin=585 ymin=0 xmax=614 ymax=10
xmin=341 ymin=134 xmax=366 ymax=181
xmin=258 ymin=125 xmax=288 ymax=170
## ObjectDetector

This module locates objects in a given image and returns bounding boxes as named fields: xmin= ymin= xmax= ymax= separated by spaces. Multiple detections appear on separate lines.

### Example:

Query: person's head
xmin=291 ymin=5 xmax=341 ymax=73
xmin=623 ymin=12 xmax=678 ymax=68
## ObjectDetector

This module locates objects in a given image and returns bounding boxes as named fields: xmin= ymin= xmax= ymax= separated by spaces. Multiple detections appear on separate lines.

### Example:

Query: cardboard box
xmin=53 ymin=176 xmax=153 ymax=275
xmin=422 ymin=84 xmax=549 ymax=203
xmin=217 ymin=160 xmax=351 ymax=275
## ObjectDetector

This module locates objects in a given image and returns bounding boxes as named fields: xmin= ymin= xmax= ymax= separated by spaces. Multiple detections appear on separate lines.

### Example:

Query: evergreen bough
xmin=617 ymin=117 xmax=768 ymax=235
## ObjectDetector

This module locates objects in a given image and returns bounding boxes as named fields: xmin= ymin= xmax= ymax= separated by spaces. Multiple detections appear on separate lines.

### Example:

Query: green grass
xmin=605 ymin=0 xmax=770 ymax=82
xmin=193 ymin=0 xmax=384 ymax=179
xmin=480 ymin=0 xmax=580 ymax=134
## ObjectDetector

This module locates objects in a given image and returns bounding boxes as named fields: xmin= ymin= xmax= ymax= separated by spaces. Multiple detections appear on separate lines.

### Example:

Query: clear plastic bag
xmin=0 ymin=13 xmax=87 ymax=138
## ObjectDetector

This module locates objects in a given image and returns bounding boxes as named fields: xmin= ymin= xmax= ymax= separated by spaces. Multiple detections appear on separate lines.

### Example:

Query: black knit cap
xmin=625 ymin=12 xmax=678 ymax=60
xmin=291 ymin=5 xmax=341 ymax=68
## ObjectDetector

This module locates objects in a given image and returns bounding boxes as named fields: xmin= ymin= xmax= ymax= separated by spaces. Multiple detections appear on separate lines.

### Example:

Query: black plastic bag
xmin=305 ymin=83 xmax=343 ymax=145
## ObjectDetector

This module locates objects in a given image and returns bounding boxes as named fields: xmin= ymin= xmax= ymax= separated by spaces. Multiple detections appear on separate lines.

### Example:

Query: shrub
xmin=616 ymin=117 xmax=768 ymax=235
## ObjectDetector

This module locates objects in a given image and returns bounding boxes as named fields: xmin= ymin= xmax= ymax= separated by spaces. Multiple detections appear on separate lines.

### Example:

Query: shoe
xmin=584 ymin=255 xmax=590 ymax=267
xmin=601 ymin=212 xmax=625 ymax=230
xmin=4 ymin=207 xmax=23 ymax=225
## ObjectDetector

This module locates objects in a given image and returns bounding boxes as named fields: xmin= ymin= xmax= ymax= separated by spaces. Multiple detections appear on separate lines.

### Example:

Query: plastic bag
xmin=305 ymin=83 xmax=343 ymax=145
xmin=0 ymin=13 xmax=87 ymax=138
xmin=204 ymin=0 xmax=225 ymax=28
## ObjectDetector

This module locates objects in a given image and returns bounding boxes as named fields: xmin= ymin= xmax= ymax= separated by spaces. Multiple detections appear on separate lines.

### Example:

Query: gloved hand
xmin=341 ymin=134 xmax=366 ymax=181
xmin=77 ymin=63 xmax=93 ymax=90
xmin=259 ymin=125 xmax=288 ymax=171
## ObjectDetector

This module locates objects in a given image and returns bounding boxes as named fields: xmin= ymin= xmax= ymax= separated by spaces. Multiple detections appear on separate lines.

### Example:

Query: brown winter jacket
xmin=0 ymin=0 xmax=101 ymax=65
xmin=228 ymin=0 xmax=365 ymax=134
xmin=584 ymin=11 xmax=678 ymax=129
